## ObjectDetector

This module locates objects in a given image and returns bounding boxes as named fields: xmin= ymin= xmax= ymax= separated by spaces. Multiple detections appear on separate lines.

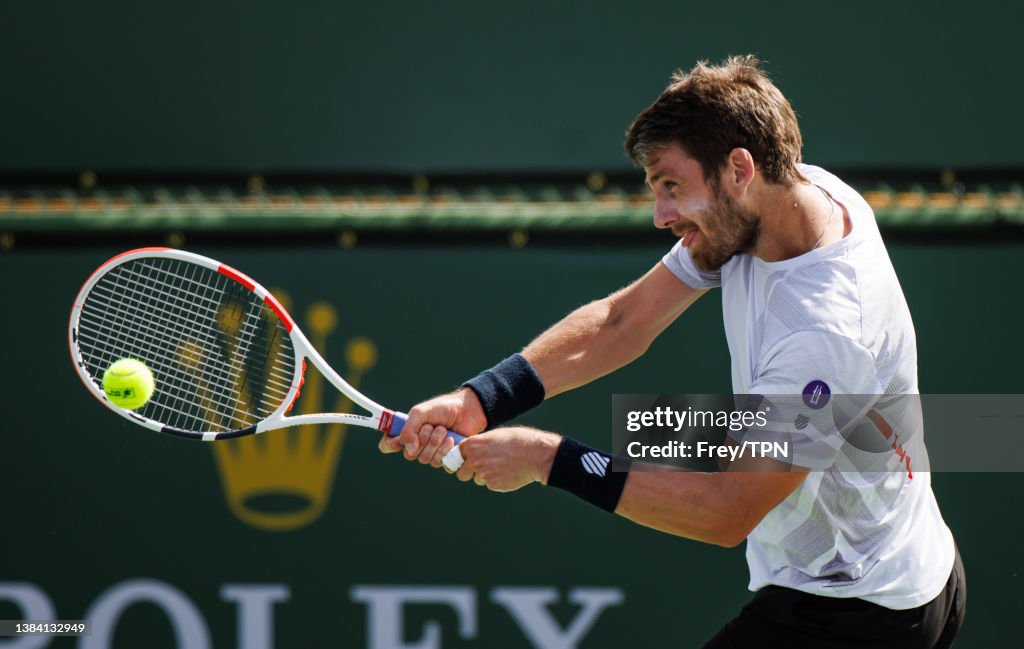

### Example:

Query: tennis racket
xmin=68 ymin=247 xmax=467 ymax=469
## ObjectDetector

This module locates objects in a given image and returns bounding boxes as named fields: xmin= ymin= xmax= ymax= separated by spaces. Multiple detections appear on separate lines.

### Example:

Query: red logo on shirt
xmin=866 ymin=410 xmax=913 ymax=479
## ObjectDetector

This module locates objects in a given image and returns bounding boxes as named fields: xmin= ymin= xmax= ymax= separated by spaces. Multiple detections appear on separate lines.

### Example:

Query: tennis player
xmin=381 ymin=56 xmax=965 ymax=648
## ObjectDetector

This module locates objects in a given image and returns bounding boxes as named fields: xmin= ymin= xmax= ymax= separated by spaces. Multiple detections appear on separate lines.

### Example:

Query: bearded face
xmin=683 ymin=183 xmax=761 ymax=272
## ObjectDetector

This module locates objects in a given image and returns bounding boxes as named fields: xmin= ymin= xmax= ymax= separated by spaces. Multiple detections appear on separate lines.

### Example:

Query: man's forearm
xmin=615 ymin=470 xmax=747 ymax=547
xmin=615 ymin=467 xmax=809 ymax=547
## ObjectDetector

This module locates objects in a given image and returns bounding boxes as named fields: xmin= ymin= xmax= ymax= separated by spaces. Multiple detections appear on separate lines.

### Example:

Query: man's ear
xmin=723 ymin=148 xmax=756 ymax=195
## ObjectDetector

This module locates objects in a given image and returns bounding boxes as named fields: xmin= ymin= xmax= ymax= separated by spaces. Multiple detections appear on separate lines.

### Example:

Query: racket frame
xmin=69 ymin=247 xmax=403 ymax=441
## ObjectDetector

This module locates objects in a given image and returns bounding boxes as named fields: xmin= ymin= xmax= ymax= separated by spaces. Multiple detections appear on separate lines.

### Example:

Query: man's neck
xmin=750 ymin=181 xmax=844 ymax=262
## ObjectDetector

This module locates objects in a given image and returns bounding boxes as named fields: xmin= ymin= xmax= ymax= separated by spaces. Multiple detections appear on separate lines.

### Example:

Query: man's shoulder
xmin=760 ymin=261 xmax=865 ymax=351
xmin=753 ymin=165 xmax=884 ymax=348
xmin=800 ymin=164 xmax=875 ymax=221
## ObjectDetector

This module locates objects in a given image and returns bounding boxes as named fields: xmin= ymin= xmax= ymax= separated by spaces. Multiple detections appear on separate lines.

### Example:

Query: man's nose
xmin=653 ymin=198 xmax=679 ymax=230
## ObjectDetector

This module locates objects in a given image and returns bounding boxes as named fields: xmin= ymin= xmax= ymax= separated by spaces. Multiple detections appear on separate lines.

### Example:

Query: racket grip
xmin=390 ymin=411 xmax=467 ymax=445
xmin=389 ymin=412 xmax=467 ymax=471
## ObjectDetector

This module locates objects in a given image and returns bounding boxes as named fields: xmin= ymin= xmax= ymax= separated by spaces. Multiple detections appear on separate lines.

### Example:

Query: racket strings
xmin=82 ymin=260 xmax=250 ymax=429
xmin=93 ymin=259 xmax=291 ymax=429
xmin=81 ymin=269 xmax=291 ymax=394
xmin=154 ymin=259 xmax=293 ymax=427
xmin=79 ymin=279 xmax=286 ymax=426
xmin=76 ymin=257 xmax=296 ymax=432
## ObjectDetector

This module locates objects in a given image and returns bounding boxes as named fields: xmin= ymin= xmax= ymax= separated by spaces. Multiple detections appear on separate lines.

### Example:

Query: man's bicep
xmin=522 ymin=261 xmax=707 ymax=398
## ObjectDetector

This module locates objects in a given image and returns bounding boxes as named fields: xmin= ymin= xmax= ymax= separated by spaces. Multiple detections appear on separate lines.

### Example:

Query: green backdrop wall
xmin=2 ymin=0 xmax=1022 ymax=173
xmin=1 ymin=238 xmax=1021 ymax=647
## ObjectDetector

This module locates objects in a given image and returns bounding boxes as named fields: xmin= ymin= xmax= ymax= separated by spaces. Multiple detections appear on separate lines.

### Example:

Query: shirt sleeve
xmin=661 ymin=239 xmax=721 ymax=289
xmin=738 ymin=330 xmax=884 ymax=470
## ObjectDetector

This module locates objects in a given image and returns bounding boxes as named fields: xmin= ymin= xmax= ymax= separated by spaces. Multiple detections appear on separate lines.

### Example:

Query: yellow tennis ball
xmin=103 ymin=358 xmax=155 ymax=410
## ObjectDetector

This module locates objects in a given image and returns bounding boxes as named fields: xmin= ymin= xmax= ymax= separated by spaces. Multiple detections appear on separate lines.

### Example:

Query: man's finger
xmin=403 ymin=423 xmax=430 ymax=459
xmin=398 ymin=414 xmax=423 ymax=450
xmin=379 ymin=433 xmax=403 ymax=454
xmin=418 ymin=426 xmax=448 ymax=465
xmin=455 ymin=460 xmax=475 ymax=482
xmin=433 ymin=436 xmax=456 ymax=469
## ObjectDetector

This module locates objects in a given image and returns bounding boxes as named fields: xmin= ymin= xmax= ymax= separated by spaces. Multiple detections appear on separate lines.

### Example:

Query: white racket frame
xmin=68 ymin=247 xmax=399 ymax=441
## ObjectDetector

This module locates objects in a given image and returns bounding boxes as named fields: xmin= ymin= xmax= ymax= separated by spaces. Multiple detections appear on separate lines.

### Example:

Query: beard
xmin=688 ymin=186 xmax=761 ymax=272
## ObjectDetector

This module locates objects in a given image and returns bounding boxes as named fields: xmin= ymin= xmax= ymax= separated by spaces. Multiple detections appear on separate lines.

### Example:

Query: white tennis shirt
xmin=662 ymin=164 xmax=955 ymax=610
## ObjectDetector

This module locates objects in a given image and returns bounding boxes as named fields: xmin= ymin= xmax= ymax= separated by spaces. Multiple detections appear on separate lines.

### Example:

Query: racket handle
xmin=389 ymin=412 xmax=467 ymax=471
xmin=389 ymin=412 xmax=467 ymax=444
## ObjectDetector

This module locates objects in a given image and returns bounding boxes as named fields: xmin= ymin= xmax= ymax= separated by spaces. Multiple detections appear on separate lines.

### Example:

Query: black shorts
xmin=703 ymin=546 xmax=966 ymax=649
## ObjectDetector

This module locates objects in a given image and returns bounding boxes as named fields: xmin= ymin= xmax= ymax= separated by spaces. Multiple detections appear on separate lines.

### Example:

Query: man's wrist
xmin=455 ymin=387 xmax=488 ymax=433
xmin=545 ymin=437 xmax=630 ymax=513
xmin=461 ymin=353 xmax=546 ymax=429
xmin=532 ymin=432 xmax=562 ymax=485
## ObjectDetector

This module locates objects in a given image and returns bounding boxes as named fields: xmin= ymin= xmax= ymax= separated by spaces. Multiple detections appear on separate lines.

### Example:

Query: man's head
xmin=625 ymin=55 xmax=804 ymax=188
xmin=627 ymin=56 xmax=805 ymax=271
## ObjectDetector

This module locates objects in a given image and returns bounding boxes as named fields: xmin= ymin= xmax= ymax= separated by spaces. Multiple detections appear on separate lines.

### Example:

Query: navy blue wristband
xmin=462 ymin=353 xmax=545 ymax=429
xmin=546 ymin=437 xmax=630 ymax=513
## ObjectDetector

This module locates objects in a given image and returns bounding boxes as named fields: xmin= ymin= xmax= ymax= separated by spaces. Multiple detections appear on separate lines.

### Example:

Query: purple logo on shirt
xmin=802 ymin=381 xmax=831 ymax=409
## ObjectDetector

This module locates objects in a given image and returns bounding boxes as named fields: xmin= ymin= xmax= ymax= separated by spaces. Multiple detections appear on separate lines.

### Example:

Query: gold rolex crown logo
xmin=212 ymin=294 xmax=377 ymax=532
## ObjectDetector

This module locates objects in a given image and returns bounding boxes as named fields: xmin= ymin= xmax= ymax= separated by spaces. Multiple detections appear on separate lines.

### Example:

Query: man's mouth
xmin=678 ymin=228 xmax=700 ymax=248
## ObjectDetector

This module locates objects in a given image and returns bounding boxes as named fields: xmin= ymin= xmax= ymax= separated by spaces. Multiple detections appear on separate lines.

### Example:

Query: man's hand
xmin=451 ymin=427 xmax=561 ymax=492
xmin=378 ymin=387 xmax=489 ymax=466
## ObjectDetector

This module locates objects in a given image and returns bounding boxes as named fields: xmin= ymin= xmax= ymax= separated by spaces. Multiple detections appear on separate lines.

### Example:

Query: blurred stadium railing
xmin=1 ymin=172 xmax=1022 ymax=246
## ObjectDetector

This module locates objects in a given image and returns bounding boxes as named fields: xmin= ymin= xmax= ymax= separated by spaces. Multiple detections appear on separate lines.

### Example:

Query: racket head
xmin=69 ymin=248 xmax=303 ymax=440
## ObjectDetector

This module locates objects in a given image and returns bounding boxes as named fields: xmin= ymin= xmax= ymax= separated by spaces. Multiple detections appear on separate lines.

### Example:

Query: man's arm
xmin=524 ymin=261 xmax=706 ymax=397
xmin=383 ymin=262 xmax=706 ymax=462
xmin=614 ymin=463 xmax=808 ymax=547
xmin=450 ymin=427 xmax=808 ymax=548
